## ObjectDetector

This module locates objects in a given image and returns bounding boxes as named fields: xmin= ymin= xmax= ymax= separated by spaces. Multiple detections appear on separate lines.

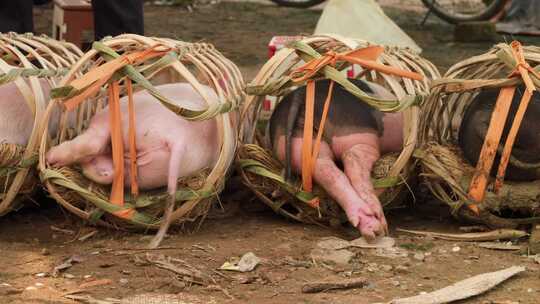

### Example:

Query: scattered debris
xmin=207 ymin=284 xmax=235 ymax=300
xmin=35 ymin=273 xmax=47 ymax=278
xmin=119 ymin=278 xmax=129 ymax=285
xmin=389 ymin=266 xmax=525 ymax=304
xmin=220 ymin=252 xmax=261 ymax=272
xmin=478 ymin=242 xmax=521 ymax=251
xmin=452 ymin=246 xmax=461 ymax=253
xmin=310 ymin=248 xmax=355 ymax=266
xmin=78 ymin=229 xmax=98 ymax=242
xmin=50 ymin=226 xmax=75 ymax=235
xmin=64 ymin=273 xmax=75 ymax=279
xmin=284 ymin=256 xmax=312 ymax=268
xmin=316 ymin=236 xmax=395 ymax=250
xmin=301 ymin=277 xmax=369 ymax=293
xmin=397 ymin=228 xmax=528 ymax=242
xmin=145 ymin=253 xmax=209 ymax=285
xmin=52 ymin=255 xmax=84 ymax=277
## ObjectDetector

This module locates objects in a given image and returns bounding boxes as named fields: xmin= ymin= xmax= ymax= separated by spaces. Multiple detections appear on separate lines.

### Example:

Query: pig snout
xmin=81 ymin=155 xmax=114 ymax=185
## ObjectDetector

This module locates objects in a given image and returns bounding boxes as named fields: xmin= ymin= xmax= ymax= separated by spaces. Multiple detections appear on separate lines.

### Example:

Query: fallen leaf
xmin=390 ymin=266 xmax=525 ymax=304
xmin=396 ymin=228 xmax=528 ymax=242
xmin=220 ymin=252 xmax=261 ymax=272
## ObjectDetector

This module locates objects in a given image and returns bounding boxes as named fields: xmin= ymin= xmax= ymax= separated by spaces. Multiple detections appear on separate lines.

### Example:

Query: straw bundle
xmin=238 ymin=35 xmax=440 ymax=226
xmin=0 ymin=32 xmax=82 ymax=216
xmin=417 ymin=42 xmax=540 ymax=226
xmin=38 ymin=34 xmax=244 ymax=229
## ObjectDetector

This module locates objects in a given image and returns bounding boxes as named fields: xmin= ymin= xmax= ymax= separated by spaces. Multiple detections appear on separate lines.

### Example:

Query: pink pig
xmin=46 ymin=83 xmax=222 ymax=247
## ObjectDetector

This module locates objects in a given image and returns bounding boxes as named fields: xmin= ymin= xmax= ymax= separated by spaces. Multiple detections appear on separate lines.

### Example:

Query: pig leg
xmin=310 ymin=142 xmax=383 ymax=240
xmin=148 ymin=142 xmax=185 ymax=249
xmin=341 ymin=142 xmax=388 ymax=235
xmin=46 ymin=125 xmax=111 ymax=167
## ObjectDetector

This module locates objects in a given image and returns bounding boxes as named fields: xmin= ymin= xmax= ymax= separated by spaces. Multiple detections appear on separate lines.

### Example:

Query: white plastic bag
xmin=314 ymin=0 xmax=422 ymax=53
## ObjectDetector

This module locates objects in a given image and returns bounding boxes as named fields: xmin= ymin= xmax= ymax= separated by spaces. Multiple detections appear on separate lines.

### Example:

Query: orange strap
xmin=126 ymin=79 xmax=139 ymax=197
xmin=301 ymin=81 xmax=316 ymax=193
xmin=291 ymin=46 xmax=424 ymax=83
xmin=59 ymin=45 xmax=167 ymax=219
xmin=63 ymin=45 xmax=171 ymax=111
xmin=294 ymin=45 xmax=424 ymax=206
xmin=468 ymin=41 xmax=540 ymax=213
xmin=108 ymin=82 xmax=125 ymax=207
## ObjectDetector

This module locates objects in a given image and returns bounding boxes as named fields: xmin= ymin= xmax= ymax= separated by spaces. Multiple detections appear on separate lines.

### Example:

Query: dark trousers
xmin=0 ymin=0 xmax=34 ymax=33
xmin=91 ymin=0 xmax=144 ymax=40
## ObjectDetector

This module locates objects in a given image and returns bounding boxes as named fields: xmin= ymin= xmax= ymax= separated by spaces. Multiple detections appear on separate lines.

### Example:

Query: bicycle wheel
xmin=421 ymin=0 xmax=508 ymax=24
xmin=269 ymin=0 xmax=326 ymax=8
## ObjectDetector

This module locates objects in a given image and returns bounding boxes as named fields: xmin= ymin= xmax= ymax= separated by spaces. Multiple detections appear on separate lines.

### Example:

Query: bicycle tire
xmin=421 ymin=0 xmax=508 ymax=24
xmin=269 ymin=0 xmax=326 ymax=8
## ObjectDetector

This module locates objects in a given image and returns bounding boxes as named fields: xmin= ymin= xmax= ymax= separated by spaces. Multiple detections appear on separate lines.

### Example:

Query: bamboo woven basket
xmin=0 ymin=32 xmax=82 ymax=216
xmin=237 ymin=35 xmax=440 ymax=226
xmin=38 ymin=34 xmax=244 ymax=229
xmin=417 ymin=42 xmax=540 ymax=227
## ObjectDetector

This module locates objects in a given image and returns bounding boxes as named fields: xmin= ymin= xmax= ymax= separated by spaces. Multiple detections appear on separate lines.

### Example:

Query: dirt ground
xmin=2 ymin=1 xmax=540 ymax=303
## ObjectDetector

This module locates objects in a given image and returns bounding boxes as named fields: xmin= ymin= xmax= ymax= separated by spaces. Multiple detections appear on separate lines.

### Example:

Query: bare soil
xmin=3 ymin=1 xmax=539 ymax=303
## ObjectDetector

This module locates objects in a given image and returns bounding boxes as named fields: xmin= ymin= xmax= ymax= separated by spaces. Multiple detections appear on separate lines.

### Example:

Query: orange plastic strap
xmin=300 ymin=81 xmax=335 ymax=209
xmin=296 ymin=45 xmax=423 ymax=208
xmin=301 ymin=81 xmax=316 ymax=193
xmin=291 ymin=46 xmax=424 ymax=83
xmin=467 ymin=86 xmax=515 ymax=213
xmin=468 ymin=41 xmax=540 ymax=213
xmin=494 ymin=41 xmax=540 ymax=193
xmin=312 ymin=81 xmax=335 ymax=165
xmin=126 ymin=79 xmax=139 ymax=197
xmin=108 ymin=82 xmax=126 ymax=208
xmin=63 ymin=45 xmax=171 ymax=111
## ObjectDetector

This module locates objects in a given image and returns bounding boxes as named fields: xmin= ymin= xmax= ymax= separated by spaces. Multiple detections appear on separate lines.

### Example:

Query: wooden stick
xmin=301 ymin=278 xmax=368 ymax=293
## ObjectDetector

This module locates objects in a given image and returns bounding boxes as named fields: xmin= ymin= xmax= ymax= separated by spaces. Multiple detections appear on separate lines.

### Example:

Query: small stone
xmin=41 ymin=248 xmax=50 ymax=256
xmin=452 ymin=246 xmax=461 ymax=253
xmin=64 ymin=274 xmax=75 ymax=279
xmin=34 ymin=283 xmax=44 ymax=287
xmin=121 ymin=270 xmax=132 ymax=275
xmin=84 ymin=275 xmax=92 ymax=279
xmin=419 ymin=291 xmax=427 ymax=295
xmin=119 ymin=278 xmax=129 ymax=285
xmin=413 ymin=253 xmax=425 ymax=262
xmin=391 ymin=280 xmax=400 ymax=287
xmin=438 ymin=249 xmax=447 ymax=254
xmin=25 ymin=286 xmax=38 ymax=291
xmin=35 ymin=273 xmax=47 ymax=278
xmin=528 ymin=288 xmax=534 ymax=293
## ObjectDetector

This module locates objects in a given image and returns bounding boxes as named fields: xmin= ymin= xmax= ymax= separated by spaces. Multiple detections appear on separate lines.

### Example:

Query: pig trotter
xmin=284 ymin=95 xmax=303 ymax=182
